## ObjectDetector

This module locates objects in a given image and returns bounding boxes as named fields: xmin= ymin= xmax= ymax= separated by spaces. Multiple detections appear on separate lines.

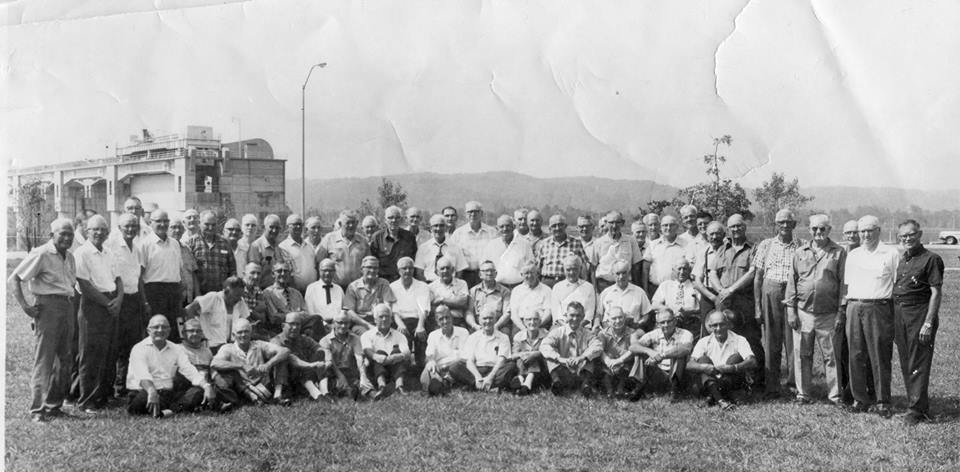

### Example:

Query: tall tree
xmin=753 ymin=172 xmax=814 ymax=225
xmin=674 ymin=134 xmax=752 ymax=221
xmin=359 ymin=177 xmax=408 ymax=217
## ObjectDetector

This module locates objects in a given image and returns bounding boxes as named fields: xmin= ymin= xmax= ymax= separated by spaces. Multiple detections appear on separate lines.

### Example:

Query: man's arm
xmin=77 ymin=278 xmax=114 ymax=309
xmin=920 ymin=286 xmax=941 ymax=345
xmin=538 ymin=331 xmax=565 ymax=364
xmin=7 ymin=273 xmax=39 ymax=318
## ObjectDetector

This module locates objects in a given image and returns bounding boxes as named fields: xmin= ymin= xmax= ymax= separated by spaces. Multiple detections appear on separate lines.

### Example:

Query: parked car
xmin=938 ymin=230 xmax=960 ymax=245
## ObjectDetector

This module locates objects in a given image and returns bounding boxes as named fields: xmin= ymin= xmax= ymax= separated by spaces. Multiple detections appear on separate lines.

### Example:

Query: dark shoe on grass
xmin=847 ymin=401 xmax=870 ymax=413
xmin=550 ymin=383 xmax=564 ymax=397
xmin=874 ymin=404 xmax=893 ymax=419
xmin=903 ymin=411 xmax=925 ymax=426
xmin=793 ymin=396 xmax=813 ymax=405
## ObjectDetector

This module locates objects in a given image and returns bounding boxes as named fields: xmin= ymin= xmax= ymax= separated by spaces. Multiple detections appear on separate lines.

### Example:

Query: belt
xmin=764 ymin=279 xmax=788 ymax=287
xmin=893 ymin=297 xmax=927 ymax=306
xmin=37 ymin=293 xmax=73 ymax=300
xmin=847 ymin=298 xmax=890 ymax=304
xmin=541 ymin=275 xmax=560 ymax=281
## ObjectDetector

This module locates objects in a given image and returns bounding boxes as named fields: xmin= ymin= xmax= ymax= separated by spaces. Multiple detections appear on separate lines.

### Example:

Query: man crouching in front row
xmin=686 ymin=310 xmax=757 ymax=410
xmin=211 ymin=318 xmax=290 ymax=405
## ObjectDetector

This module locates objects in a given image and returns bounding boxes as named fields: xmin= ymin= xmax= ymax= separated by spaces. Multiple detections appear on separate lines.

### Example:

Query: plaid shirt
xmin=467 ymin=282 xmax=512 ymax=321
xmin=753 ymin=237 xmax=804 ymax=283
xmin=185 ymin=234 xmax=237 ymax=295
xmin=536 ymin=236 xmax=588 ymax=279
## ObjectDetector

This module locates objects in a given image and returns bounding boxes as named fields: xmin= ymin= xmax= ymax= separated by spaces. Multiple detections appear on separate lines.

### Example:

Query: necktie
xmin=676 ymin=283 xmax=684 ymax=310
xmin=324 ymin=284 xmax=332 ymax=305
xmin=434 ymin=244 xmax=445 ymax=277
xmin=571 ymin=330 xmax=580 ymax=357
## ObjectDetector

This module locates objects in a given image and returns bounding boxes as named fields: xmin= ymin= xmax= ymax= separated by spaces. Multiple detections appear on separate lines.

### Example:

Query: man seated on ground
xmin=651 ymin=258 xmax=701 ymax=337
xmin=429 ymin=256 xmax=472 ymax=329
xmin=508 ymin=310 xmax=549 ymax=395
xmin=631 ymin=308 xmax=694 ymax=402
xmin=183 ymin=276 xmax=250 ymax=353
xmin=271 ymin=312 xmax=327 ymax=401
xmin=598 ymin=307 xmax=643 ymax=399
xmin=467 ymin=260 xmax=513 ymax=335
xmin=599 ymin=259 xmax=653 ymax=331
xmin=211 ymin=318 xmax=290 ymax=405
xmin=179 ymin=318 xmax=240 ymax=412
xmin=421 ymin=306 xmax=472 ymax=396
xmin=360 ymin=304 xmax=412 ymax=399
xmin=343 ymin=256 xmax=395 ymax=333
xmin=304 ymin=258 xmax=344 ymax=339
xmin=461 ymin=308 xmax=517 ymax=392
xmin=318 ymin=313 xmax=365 ymax=401
xmin=551 ymin=255 xmax=597 ymax=329
xmin=540 ymin=302 xmax=603 ymax=397
xmin=127 ymin=315 xmax=215 ymax=418
xmin=261 ymin=263 xmax=307 ymax=338
xmin=686 ymin=310 xmax=757 ymax=410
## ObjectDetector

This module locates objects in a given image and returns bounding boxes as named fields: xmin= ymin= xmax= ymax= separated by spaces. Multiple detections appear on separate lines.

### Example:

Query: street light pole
xmin=301 ymin=62 xmax=327 ymax=215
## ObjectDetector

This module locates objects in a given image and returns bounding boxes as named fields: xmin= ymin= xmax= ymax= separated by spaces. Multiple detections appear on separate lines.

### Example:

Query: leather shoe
xmin=875 ymin=404 xmax=893 ymax=419
xmin=903 ymin=411 xmax=925 ymax=426
xmin=847 ymin=401 xmax=869 ymax=413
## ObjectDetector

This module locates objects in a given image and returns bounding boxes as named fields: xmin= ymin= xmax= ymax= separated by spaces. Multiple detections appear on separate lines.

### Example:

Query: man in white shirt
xmin=451 ymin=201 xmax=497 ymax=287
xmin=183 ymin=277 xmax=250 ymax=352
xmin=687 ymin=310 xmax=757 ymax=409
xmin=509 ymin=262 xmax=553 ymax=329
xmin=551 ymin=256 xmax=597 ymax=329
xmin=278 ymin=214 xmax=318 ymax=293
xmin=590 ymin=211 xmax=643 ymax=294
xmin=632 ymin=309 xmax=694 ymax=401
xmin=461 ymin=308 xmax=516 ymax=392
xmin=420 ymin=306 xmax=471 ymax=396
xmin=390 ymin=257 xmax=431 ymax=369
xmin=644 ymin=215 xmax=687 ymax=298
xmin=139 ymin=210 xmax=184 ymax=342
xmin=360 ymin=304 xmax=412 ymax=398
xmin=482 ymin=215 xmax=534 ymax=289
xmin=109 ymin=212 xmax=149 ymax=397
xmin=843 ymin=215 xmax=900 ymax=417
xmin=598 ymin=260 xmax=652 ymax=330
xmin=415 ymin=214 xmax=468 ymax=282
xmin=304 ymin=258 xmax=345 ymax=336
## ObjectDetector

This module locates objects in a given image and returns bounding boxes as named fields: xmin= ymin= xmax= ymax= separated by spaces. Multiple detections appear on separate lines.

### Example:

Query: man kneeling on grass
xmin=318 ymin=312 xmax=365 ymax=401
xmin=271 ymin=312 xmax=328 ymax=402
xmin=631 ymin=308 xmax=694 ymax=402
xmin=360 ymin=304 xmax=412 ymax=400
xmin=461 ymin=308 xmax=517 ymax=392
xmin=421 ymin=306 xmax=471 ymax=396
xmin=127 ymin=315 xmax=215 ymax=418
xmin=686 ymin=310 xmax=757 ymax=410
xmin=211 ymin=318 xmax=290 ymax=405
xmin=540 ymin=302 xmax=603 ymax=397
xmin=508 ymin=310 xmax=549 ymax=395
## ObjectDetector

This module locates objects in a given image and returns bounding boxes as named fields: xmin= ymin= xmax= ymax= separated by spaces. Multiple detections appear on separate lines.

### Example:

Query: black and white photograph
xmin=3 ymin=1 xmax=959 ymax=470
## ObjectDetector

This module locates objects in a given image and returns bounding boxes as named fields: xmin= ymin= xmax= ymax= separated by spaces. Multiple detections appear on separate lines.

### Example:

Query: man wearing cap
xmin=753 ymin=208 xmax=804 ymax=398
xmin=305 ymin=258 xmax=345 ymax=336
xmin=577 ymin=215 xmax=597 ymax=258
xmin=390 ymin=257 xmax=431 ymax=368
xmin=139 ymin=210 xmax=186 ymax=342
xmin=185 ymin=210 xmax=237 ymax=296
xmin=598 ymin=260 xmax=652 ymax=331
xmin=536 ymin=214 xmax=589 ymax=288
xmin=710 ymin=214 xmax=764 ymax=384
xmin=450 ymin=201 xmax=497 ymax=287
xmin=360 ymin=304 xmax=412 ymax=398
xmin=590 ymin=211 xmax=644 ymax=294
xmin=343 ymin=256 xmax=395 ymax=332
xmin=429 ymin=256 xmax=472 ymax=329
xmin=551 ymin=256 xmax=597 ymax=329
xmin=415 ymin=214 xmax=468 ymax=283
xmin=482 ymin=215 xmax=535 ymax=289
xmin=369 ymin=206 xmax=418 ymax=283
xmin=784 ymin=215 xmax=845 ymax=405
xmin=318 ymin=210 xmax=369 ymax=288
xmin=467 ymin=261 xmax=513 ymax=334
xmin=271 ymin=312 xmax=327 ymax=401
xmin=510 ymin=261 xmax=554 ymax=330
xmin=318 ymin=312 xmax=365 ymax=400
xmin=278 ymin=214 xmax=319 ymax=293
xmin=405 ymin=207 xmax=430 ymax=245
xmin=843 ymin=215 xmax=899 ymax=417
xmin=644 ymin=215 xmax=687 ymax=298
xmin=893 ymin=220 xmax=943 ymax=425
xmin=262 ymin=263 xmax=307 ymax=336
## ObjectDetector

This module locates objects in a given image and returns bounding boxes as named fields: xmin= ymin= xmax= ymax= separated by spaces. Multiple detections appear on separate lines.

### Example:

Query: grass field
xmin=5 ymin=257 xmax=960 ymax=471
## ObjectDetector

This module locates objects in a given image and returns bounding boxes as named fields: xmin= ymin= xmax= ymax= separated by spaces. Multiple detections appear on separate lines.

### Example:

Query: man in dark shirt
xmin=369 ymin=206 xmax=418 ymax=282
xmin=893 ymin=220 xmax=944 ymax=425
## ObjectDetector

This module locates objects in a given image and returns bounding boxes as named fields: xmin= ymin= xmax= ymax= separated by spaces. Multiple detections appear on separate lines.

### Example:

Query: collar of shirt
xmin=903 ymin=244 xmax=925 ymax=260
xmin=284 ymin=236 xmax=305 ymax=248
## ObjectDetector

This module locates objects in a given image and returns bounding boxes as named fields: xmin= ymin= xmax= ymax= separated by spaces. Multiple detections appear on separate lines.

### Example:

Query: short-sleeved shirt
xmin=107 ymin=238 xmax=143 ymax=295
xmin=262 ymin=285 xmax=306 ymax=326
xmin=185 ymin=234 xmax=237 ymax=295
xmin=213 ymin=340 xmax=284 ymax=384
xmin=127 ymin=338 xmax=205 ymax=390
xmin=754 ymin=236 xmax=804 ymax=283
xmin=247 ymin=237 xmax=284 ymax=288
xmin=193 ymin=291 xmax=250 ymax=347
xmin=691 ymin=332 xmax=754 ymax=366
xmin=692 ymin=243 xmax=723 ymax=288
xmin=278 ymin=237 xmax=319 ymax=292
xmin=360 ymin=328 xmax=411 ymax=357
xmin=74 ymin=241 xmax=117 ymax=293
xmin=451 ymin=223 xmax=498 ymax=270
xmin=461 ymin=330 xmax=511 ymax=367
xmin=644 ymin=237 xmax=688 ymax=286
xmin=551 ymin=279 xmax=597 ymax=326
xmin=343 ymin=278 xmax=397 ymax=322
xmin=369 ymin=228 xmax=418 ymax=281
xmin=428 ymin=278 xmax=470 ymax=319
xmin=317 ymin=231 xmax=369 ymax=286
xmin=509 ymin=282 xmax=552 ymax=329
xmin=590 ymin=233 xmax=643 ymax=283
xmin=424 ymin=327 xmax=470 ymax=363
xmin=318 ymin=332 xmax=363 ymax=370
xmin=304 ymin=281 xmax=345 ymax=322
xmin=181 ymin=341 xmax=214 ymax=372
xmin=845 ymin=243 xmax=900 ymax=300
xmin=271 ymin=332 xmax=323 ymax=362
xmin=468 ymin=283 xmax=511 ymax=321
xmin=600 ymin=326 xmax=638 ymax=358
xmin=415 ymin=239 xmax=468 ymax=282
xmin=12 ymin=240 xmax=77 ymax=297
xmin=481 ymin=237 xmax=534 ymax=286
xmin=784 ymin=239 xmax=846 ymax=314
xmin=894 ymin=245 xmax=944 ymax=306
xmin=598 ymin=283 xmax=651 ymax=323
xmin=390 ymin=278 xmax=432 ymax=320
xmin=536 ymin=236 xmax=588 ymax=279
xmin=712 ymin=240 xmax=756 ymax=298
xmin=638 ymin=328 xmax=694 ymax=371
xmin=651 ymin=280 xmax=699 ymax=314
xmin=513 ymin=329 xmax=547 ymax=353
xmin=139 ymin=233 xmax=183 ymax=283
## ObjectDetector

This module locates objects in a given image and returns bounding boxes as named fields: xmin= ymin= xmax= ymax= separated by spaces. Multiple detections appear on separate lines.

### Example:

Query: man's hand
xmin=787 ymin=308 xmax=800 ymax=331
xmin=715 ymin=289 xmax=731 ymax=307
xmin=107 ymin=297 xmax=123 ymax=316
xmin=645 ymin=353 xmax=662 ymax=366
xmin=919 ymin=323 xmax=934 ymax=345
xmin=336 ymin=372 xmax=350 ymax=390
xmin=147 ymin=389 xmax=161 ymax=418
xmin=201 ymin=384 xmax=216 ymax=407
xmin=835 ymin=310 xmax=846 ymax=331
xmin=24 ymin=304 xmax=40 ymax=319
xmin=415 ymin=324 xmax=427 ymax=340
xmin=397 ymin=324 xmax=410 ymax=338
xmin=754 ymin=303 xmax=763 ymax=322
xmin=143 ymin=302 xmax=152 ymax=316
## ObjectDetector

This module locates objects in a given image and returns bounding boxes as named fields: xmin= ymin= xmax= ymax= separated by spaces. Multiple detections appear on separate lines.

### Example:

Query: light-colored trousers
xmin=793 ymin=309 xmax=839 ymax=403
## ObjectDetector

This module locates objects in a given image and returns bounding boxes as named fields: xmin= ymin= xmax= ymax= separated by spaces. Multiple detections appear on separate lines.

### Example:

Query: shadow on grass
xmin=930 ymin=395 xmax=960 ymax=423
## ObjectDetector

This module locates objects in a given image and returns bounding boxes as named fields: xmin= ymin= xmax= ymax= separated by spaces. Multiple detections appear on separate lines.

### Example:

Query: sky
xmin=2 ymin=0 xmax=959 ymax=190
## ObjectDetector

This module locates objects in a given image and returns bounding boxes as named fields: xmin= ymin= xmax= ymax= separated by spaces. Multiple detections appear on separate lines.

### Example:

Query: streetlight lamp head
xmin=316 ymin=62 xmax=327 ymax=68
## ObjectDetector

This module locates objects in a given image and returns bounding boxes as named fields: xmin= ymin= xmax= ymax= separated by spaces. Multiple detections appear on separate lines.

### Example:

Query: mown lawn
xmin=5 ymin=268 xmax=959 ymax=471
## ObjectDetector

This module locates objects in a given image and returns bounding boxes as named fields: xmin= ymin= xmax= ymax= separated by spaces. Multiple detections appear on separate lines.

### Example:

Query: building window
xmin=178 ymin=176 xmax=182 ymax=193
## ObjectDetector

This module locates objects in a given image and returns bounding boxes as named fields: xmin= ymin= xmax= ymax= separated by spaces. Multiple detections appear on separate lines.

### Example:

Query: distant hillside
xmin=286 ymin=172 xmax=960 ymax=214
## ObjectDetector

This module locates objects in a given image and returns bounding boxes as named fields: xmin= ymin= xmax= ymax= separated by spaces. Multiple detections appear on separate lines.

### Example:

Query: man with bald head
xmin=843 ymin=215 xmax=900 ymax=417
xmin=369 ymin=206 xmax=418 ymax=283
xmin=140 ymin=209 xmax=186 ymax=342
xmin=279 ymin=213 xmax=319 ymax=292
xmin=753 ymin=208 xmax=803 ymax=398
xmin=109 ymin=212 xmax=150 ymax=397
xmin=415 ymin=214 xmax=468 ymax=282
xmin=599 ymin=259 xmax=652 ymax=330
xmin=212 ymin=318 xmax=291 ymax=405
xmin=785 ymin=214 xmax=845 ymax=405
xmin=127 ymin=315 xmax=215 ymax=417
xmin=482 ymin=215 xmax=535 ymax=289
xmin=9 ymin=218 xmax=77 ymax=422
xmin=185 ymin=210 xmax=236 ymax=296
xmin=318 ymin=210 xmax=370 ymax=288
xmin=247 ymin=214 xmax=285 ymax=289
xmin=644 ymin=214 xmax=687 ymax=297
xmin=451 ymin=201 xmax=498 ymax=287
xmin=590 ymin=211 xmax=643 ymax=294
xmin=73 ymin=215 xmax=125 ymax=413
xmin=536 ymin=214 xmax=589 ymax=288
xmin=271 ymin=312 xmax=327 ymax=401
xmin=687 ymin=310 xmax=758 ymax=409
xmin=643 ymin=213 xmax=661 ymax=244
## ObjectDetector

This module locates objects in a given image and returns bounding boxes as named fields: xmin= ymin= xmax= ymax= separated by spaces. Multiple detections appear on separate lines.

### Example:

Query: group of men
xmin=9 ymin=198 xmax=943 ymax=427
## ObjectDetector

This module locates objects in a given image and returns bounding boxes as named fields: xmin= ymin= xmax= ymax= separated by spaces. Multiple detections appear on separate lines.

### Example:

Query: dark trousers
xmin=400 ymin=317 xmax=428 ymax=371
xmin=894 ymin=302 xmax=937 ymax=415
xmin=594 ymin=278 xmax=614 ymax=295
xmin=145 ymin=282 xmax=184 ymax=342
xmin=846 ymin=300 xmax=894 ymax=406
xmin=759 ymin=279 xmax=794 ymax=392
xmin=726 ymin=295 xmax=764 ymax=387
xmin=695 ymin=353 xmax=747 ymax=401
xmin=325 ymin=367 xmax=361 ymax=398
xmin=127 ymin=387 xmax=204 ymax=415
xmin=366 ymin=360 xmax=408 ymax=388
xmin=476 ymin=362 xmax=519 ymax=389
xmin=77 ymin=293 xmax=119 ymax=410
xmin=174 ymin=371 xmax=239 ymax=407
xmin=115 ymin=293 xmax=147 ymax=392
xmin=30 ymin=295 xmax=76 ymax=415
xmin=549 ymin=361 xmax=600 ymax=394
